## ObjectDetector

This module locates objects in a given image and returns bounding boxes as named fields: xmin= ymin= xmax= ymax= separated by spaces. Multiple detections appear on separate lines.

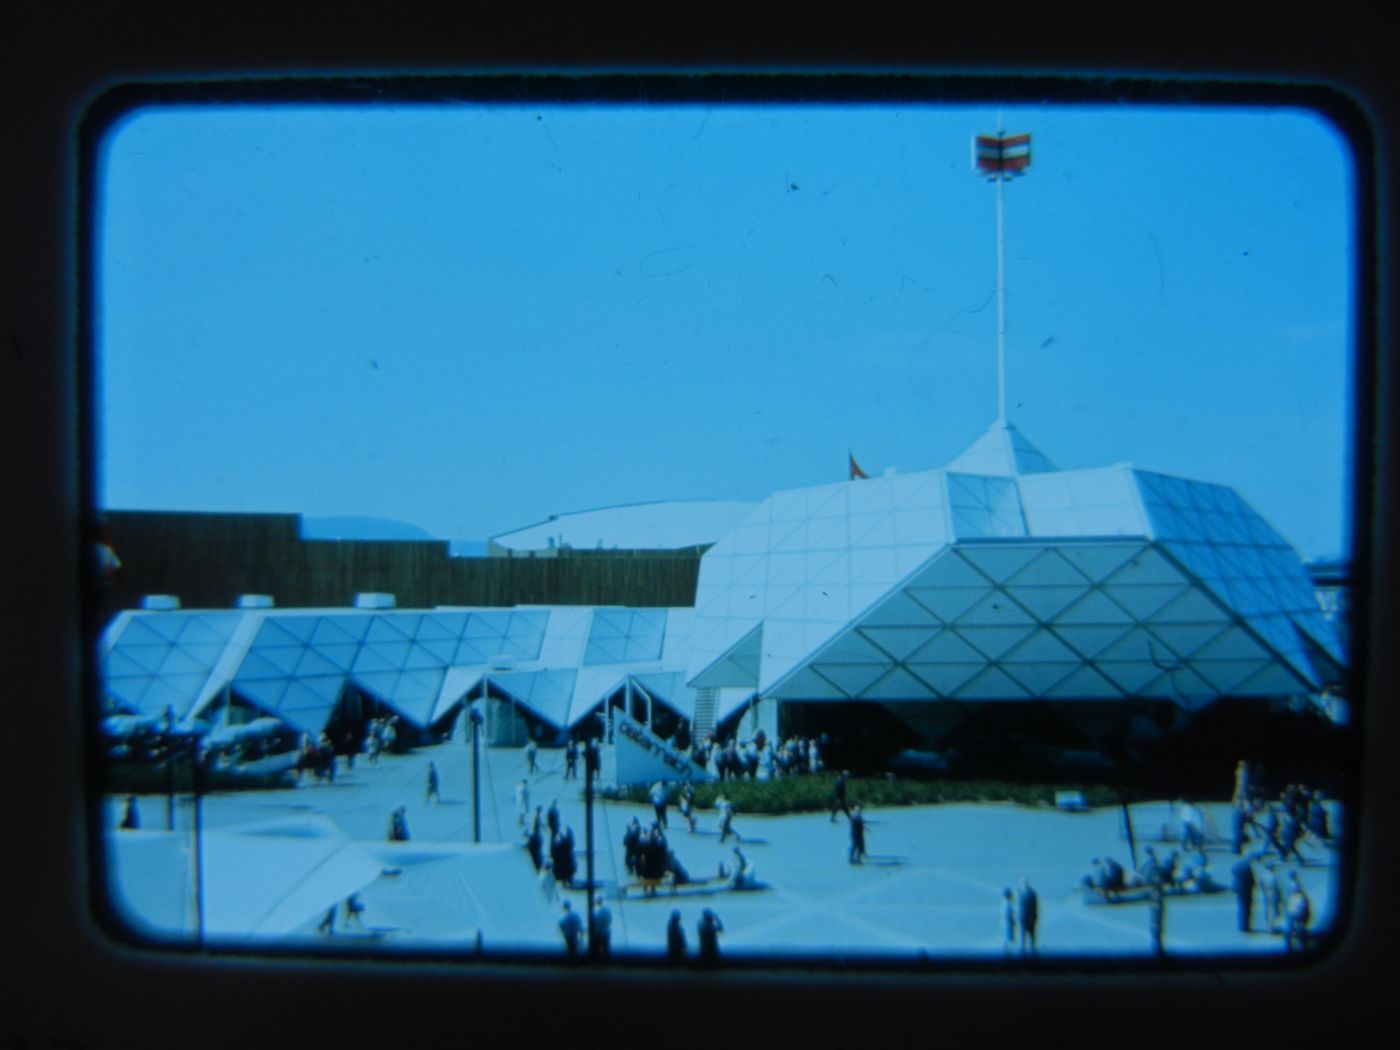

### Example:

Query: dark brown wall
xmin=101 ymin=511 xmax=701 ymax=611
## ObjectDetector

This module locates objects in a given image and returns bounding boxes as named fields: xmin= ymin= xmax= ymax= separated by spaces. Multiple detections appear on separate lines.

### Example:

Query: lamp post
xmin=191 ymin=736 xmax=206 ymax=945
xmin=584 ymin=737 xmax=598 ymax=959
xmin=469 ymin=700 xmax=484 ymax=845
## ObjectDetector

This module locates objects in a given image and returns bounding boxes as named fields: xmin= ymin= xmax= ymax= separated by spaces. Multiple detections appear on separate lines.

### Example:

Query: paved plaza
xmin=103 ymin=737 xmax=1343 ymax=963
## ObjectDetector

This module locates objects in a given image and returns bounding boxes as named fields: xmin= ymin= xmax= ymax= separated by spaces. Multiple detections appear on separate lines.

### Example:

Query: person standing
xmin=591 ymin=899 xmax=613 ymax=960
xmin=559 ymin=901 xmax=583 ymax=960
xmin=1285 ymin=873 xmax=1311 ymax=952
xmin=666 ymin=909 xmax=687 ymax=964
xmin=1260 ymin=861 xmax=1282 ymax=932
xmin=848 ymin=805 xmax=868 ymax=865
xmin=565 ymin=740 xmax=579 ymax=780
xmin=1231 ymin=856 xmax=1256 ymax=933
xmin=1149 ymin=881 xmax=1166 ymax=955
xmin=119 ymin=795 xmax=140 ymax=830
xmin=425 ymin=761 xmax=441 ymax=803
xmin=525 ymin=739 xmax=539 ymax=776
xmin=515 ymin=779 xmax=530 ymax=827
xmin=1017 ymin=878 xmax=1038 ymax=955
xmin=697 ymin=908 xmax=723 ymax=966
xmin=1002 ymin=888 xmax=1017 ymax=956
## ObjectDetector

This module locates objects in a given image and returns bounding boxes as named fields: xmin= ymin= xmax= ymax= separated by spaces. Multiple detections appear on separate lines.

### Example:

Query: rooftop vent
xmin=236 ymin=594 xmax=275 ymax=609
xmin=354 ymin=592 xmax=396 ymax=610
xmin=139 ymin=594 xmax=181 ymax=611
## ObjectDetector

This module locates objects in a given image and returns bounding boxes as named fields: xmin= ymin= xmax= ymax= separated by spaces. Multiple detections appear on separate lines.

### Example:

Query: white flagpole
xmin=996 ymin=166 xmax=1007 ymax=426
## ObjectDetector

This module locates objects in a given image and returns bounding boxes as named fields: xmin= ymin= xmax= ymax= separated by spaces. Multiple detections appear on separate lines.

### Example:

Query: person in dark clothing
xmin=697 ymin=908 xmax=723 ymax=965
xmin=565 ymin=740 xmax=579 ymax=780
xmin=526 ymin=824 xmax=545 ymax=871
xmin=848 ymin=805 xmax=867 ymax=865
xmin=551 ymin=826 xmax=577 ymax=885
xmin=667 ymin=909 xmax=687 ymax=963
xmin=1017 ymin=878 xmax=1038 ymax=955
xmin=317 ymin=905 xmax=336 ymax=936
xmin=623 ymin=816 xmax=643 ymax=875
xmin=1307 ymin=790 xmax=1331 ymax=843
xmin=1231 ymin=856 xmax=1256 ymax=932
xmin=1231 ymin=802 xmax=1249 ymax=855
xmin=425 ymin=761 xmax=441 ymax=803
xmin=1149 ymin=882 xmax=1166 ymax=954
xmin=831 ymin=771 xmax=851 ymax=823
xmin=388 ymin=806 xmax=409 ymax=842
xmin=559 ymin=901 xmax=583 ymax=960
xmin=591 ymin=899 xmax=613 ymax=960
xmin=1102 ymin=856 xmax=1125 ymax=892
xmin=547 ymin=800 xmax=561 ymax=837
xmin=120 ymin=795 xmax=139 ymax=830
xmin=344 ymin=892 xmax=366 ymax=928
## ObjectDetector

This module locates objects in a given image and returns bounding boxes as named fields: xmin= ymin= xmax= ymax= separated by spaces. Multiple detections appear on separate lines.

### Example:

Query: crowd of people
xmin=688 ymin=730 xmax=826 ymax=782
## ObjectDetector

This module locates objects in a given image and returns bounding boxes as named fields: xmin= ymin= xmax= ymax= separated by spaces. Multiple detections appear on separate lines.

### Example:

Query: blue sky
xmin=96 ymin=99 xmax=1355 ymax=559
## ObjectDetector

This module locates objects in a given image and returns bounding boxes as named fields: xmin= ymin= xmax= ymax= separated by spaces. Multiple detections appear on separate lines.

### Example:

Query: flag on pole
xmin=848 ymin=452 xmax=869 ymax=480
xmin=972 ymin=132 xmax=1032 ymax=179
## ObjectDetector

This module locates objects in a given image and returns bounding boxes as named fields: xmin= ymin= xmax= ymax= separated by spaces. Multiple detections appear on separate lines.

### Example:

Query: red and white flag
xmin=973 ymin=132 xmax=1032 ymax=179
xmin=848 ymin=452 xmax=869 ymax=480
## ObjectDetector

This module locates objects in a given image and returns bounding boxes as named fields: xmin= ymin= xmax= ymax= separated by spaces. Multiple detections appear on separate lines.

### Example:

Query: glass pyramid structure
xmin=685 ymin=422 xmax=1343 ymax=712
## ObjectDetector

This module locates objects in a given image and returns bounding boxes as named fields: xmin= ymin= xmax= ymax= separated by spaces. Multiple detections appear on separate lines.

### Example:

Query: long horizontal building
xmin=99 ymin=422 xmax=1345 ymax=768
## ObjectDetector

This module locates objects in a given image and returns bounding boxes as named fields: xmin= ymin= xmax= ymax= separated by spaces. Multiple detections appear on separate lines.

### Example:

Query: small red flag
xmin=849 ymin=453 xmax=869 ymax=480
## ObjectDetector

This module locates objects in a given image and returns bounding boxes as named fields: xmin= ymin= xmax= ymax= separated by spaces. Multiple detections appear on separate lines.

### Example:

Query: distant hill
xmin=300 ymin=516 xmax=440 ymax=541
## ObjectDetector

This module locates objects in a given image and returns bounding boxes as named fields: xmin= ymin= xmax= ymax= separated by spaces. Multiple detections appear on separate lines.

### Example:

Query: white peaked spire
xmin=946 ymin=420 xmax=1057 ymax=476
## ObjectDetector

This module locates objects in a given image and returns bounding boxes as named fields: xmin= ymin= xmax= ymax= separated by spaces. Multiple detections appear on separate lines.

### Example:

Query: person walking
xmin=1017 ymin=878 xmax=1038 ymax=955
xmin=515 ymin=779 xmax=530 ymax=827
xmin=1231 ymin=856 xmax=1256 ymax=932
xmin=679 ymin=782 xmax=697 ymax=833
xmin=848 ymin=804 xmax=868 ymax=865
xmin=716 ymin=794 xmax=737 ymax=844
xmin=425 ymin=761 xmax=441 ymax=803
xmin=344 ymin=892 xmax=366 ymax=929
xmin=697 ymin=908 xmax=724 ymax=966
xmin=666 ymin=909 xmax=687 ymax=964
xmin=650 ymin=780 xmax=670 ymax=830
xmin=831 ymin=770 xmax=851 ymax=822
xmin=525 ymin=739 xmax=539 ymax=776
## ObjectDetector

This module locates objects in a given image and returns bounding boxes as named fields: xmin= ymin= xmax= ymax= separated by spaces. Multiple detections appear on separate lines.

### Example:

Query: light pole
xmin=584 ymin=737 xmax=598 ymax=959
xmin=469 ymin=700 xmax=483 ymax=845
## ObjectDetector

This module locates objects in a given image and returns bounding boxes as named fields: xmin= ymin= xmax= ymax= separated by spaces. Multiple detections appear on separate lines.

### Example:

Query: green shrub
xmin=599 ymin=773 xmax=1125 ymax=814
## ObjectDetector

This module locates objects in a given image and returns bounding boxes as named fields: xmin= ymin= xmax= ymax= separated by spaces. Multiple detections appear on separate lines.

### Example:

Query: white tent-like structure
xmin=100 ymin=604 xmax=717 ymax=741
xmin=685 ymin=422 xmax=1343 ymax=724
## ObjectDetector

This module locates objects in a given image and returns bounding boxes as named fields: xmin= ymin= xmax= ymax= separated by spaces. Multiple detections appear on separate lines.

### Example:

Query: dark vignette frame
xmin=75 ymin=71 xmax=1376 ymax=979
